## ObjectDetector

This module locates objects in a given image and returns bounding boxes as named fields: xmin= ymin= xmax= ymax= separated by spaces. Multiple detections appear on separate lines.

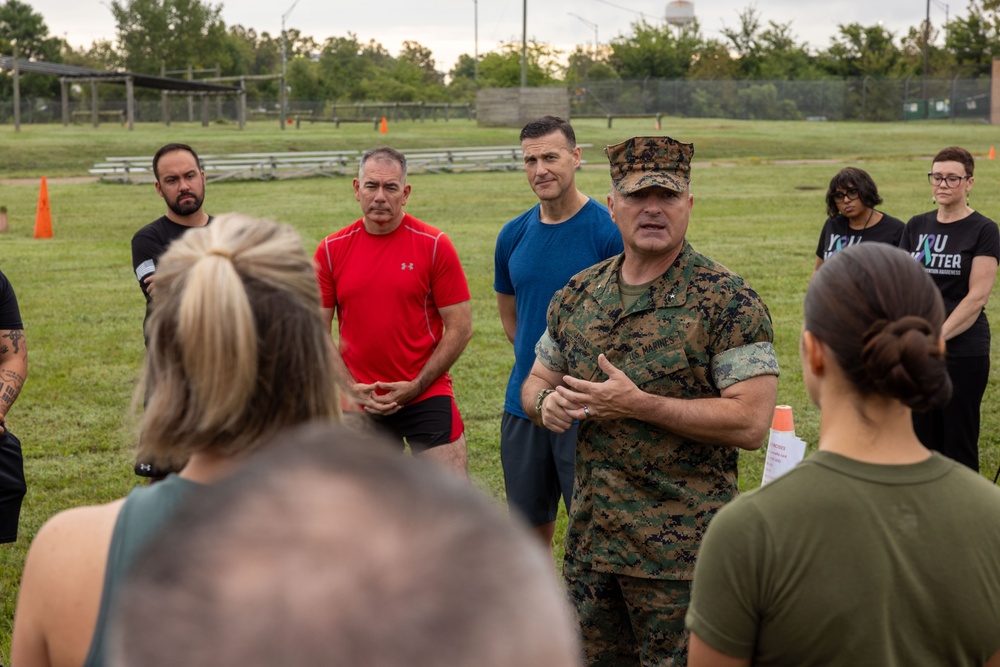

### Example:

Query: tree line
xmin=2 ymin=0 xmax=999 ymax=105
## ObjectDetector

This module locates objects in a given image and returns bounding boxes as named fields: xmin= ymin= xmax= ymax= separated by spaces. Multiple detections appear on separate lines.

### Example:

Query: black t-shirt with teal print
xmin=900 ymin=210 xmax=1000 ymax=356
xmin=815 ymin=212 xmax=905 ymax=260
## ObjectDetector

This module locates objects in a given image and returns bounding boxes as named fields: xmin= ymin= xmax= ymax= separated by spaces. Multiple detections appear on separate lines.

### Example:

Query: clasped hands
xmin=349 ymin=379 xmax=422 ymax=416
xmin=539 ymin=354 xmax=638 ymax=433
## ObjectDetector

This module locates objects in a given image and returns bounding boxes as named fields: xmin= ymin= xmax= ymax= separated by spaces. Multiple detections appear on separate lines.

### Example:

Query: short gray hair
xmin=358 ymin=146 xmax=408 ymax=182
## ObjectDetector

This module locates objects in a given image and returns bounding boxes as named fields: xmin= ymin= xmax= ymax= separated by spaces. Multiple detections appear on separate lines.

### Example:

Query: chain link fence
xmin=0 ymin=78 xmax=990 ymax=125
xmin=0 ymin=95 xmax=475 ymax=125
xmin=569 ymin=77 xmax=991 ymax=123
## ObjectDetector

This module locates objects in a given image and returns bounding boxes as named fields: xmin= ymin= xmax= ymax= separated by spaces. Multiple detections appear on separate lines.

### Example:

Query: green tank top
xmin=82 ymin=474 xmax=201 ymax=667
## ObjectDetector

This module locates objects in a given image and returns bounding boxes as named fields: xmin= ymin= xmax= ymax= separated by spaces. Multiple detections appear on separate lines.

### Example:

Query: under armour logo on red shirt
xmin=401 ymin=262 xmax=414 ymax=270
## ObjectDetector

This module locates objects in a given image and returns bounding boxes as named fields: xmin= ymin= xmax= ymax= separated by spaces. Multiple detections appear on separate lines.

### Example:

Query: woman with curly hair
xmin=813 ymin=166 xmax=904 ymax=272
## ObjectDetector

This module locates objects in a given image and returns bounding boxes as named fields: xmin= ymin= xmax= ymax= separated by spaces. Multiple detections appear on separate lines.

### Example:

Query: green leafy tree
xmin=475 ymin=40 xmax=563 ymax=87
xmin=607 ymin=19 xmax=701 ymax=79
xmin=0 ymin=0 xmax=64 ymax=98
xmin=110 ymin=0 xmax=231 ymax=74
xmin=821 ymin=23 xmax=903 ymax=78
xmin=687 ymin=39 xmax=741 ymax=79
xmin=755 ymin=22 xmax=822 ymax=79
xmin=945 ymin=1 xmax=1000 ymax=76
xmin=565 ymin=44 xmax=617 ymax=83
xmin=398 ymin=41 xmax=443 ymax=86
xmin=720 ymin=7 xmax=818 ymax=79
xmin=0 ymin=0 xmax=62 ymax=61
xmin=446 ymin=53 xmax=479 ymax=101
xmin=317 ymin=34 xmax=395 ymax=101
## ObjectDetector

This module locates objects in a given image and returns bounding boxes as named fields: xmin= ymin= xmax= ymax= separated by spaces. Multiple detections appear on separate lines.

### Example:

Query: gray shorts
xmin=500 ymin=411 xmax=576 ymax=526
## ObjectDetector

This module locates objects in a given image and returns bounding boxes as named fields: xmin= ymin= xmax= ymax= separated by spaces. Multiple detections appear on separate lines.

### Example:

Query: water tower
xmin=665 ymin=0 xmax=695 ymax=29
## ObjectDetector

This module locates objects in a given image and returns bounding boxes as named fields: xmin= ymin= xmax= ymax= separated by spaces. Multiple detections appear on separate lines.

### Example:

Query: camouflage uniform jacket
xmin=536 ymin=241 xmax=778 ymax=579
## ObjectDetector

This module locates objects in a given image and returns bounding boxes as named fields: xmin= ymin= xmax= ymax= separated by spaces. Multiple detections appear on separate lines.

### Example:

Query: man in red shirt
xmin=315 ymin=147 xmax=473 ymax=476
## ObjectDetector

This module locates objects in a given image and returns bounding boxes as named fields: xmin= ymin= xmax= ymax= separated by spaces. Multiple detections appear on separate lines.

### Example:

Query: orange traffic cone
xmin=0 ymin=206 xmax=8 ymax=233
xmin=990 ymin=146 xmax=995 ymax=160
xmin=379 ymin=116 xmax=388 ymax=134
xmin=34 ymin=177 xmax=53 ymax=239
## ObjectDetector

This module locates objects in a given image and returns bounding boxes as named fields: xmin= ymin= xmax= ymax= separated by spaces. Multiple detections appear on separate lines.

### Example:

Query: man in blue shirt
xmin=494 ymin=116 xmax=623 ymax=550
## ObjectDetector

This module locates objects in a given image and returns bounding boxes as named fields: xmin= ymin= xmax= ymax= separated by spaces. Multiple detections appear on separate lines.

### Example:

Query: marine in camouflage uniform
xmin=521 ymin=136 xmax=779 ymax=666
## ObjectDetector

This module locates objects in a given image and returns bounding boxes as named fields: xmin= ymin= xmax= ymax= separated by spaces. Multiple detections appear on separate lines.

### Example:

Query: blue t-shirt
xmin=494 ymin=198 xmax=623 ymax=418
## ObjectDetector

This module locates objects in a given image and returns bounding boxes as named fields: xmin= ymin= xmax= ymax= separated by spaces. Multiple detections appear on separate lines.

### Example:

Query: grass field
xmin=3 ymin=116 xmax=1000 ymax=659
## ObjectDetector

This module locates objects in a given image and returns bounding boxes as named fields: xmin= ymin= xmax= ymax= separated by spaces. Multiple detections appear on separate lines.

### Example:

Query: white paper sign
xmin=761 ymin=430 xmax=807 ymax=486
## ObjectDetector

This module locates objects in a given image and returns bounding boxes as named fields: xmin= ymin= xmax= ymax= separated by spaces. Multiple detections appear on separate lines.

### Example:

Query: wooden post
xmin=91 ymin=80 xmax=98 ymax=127
xmin=201 ymin=94 xmax=209 ymax=127
xmin=187 ymin=64 xmax=194 ymax=122
xmin=215 ymin=64 xmax=222 ymax=119
xmin=991 ymin=59 xmax=1000 ymax=125
xmin=126 ymin=76 xmax=135 ymax=131
xmin=60 ymin=78 xmax=69 ymax=127
xmin=161 ymin=61 xmax=170 ymax=126
xmin=238 ymin=78 xmax=246 ymax=130
xmin=12 ymin=43 xmax=20 ymax=132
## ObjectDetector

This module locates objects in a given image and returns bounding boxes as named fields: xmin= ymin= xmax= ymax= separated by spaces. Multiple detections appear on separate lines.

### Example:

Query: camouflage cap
xmin=605 ymin=136 xmax=694 ymax=195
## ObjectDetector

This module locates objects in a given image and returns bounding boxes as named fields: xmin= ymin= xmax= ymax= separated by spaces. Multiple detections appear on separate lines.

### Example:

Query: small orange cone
xmin=0 ymin=206 xmax=8 ymax=233
xmin=379 ymin=116 xmax=388 ymax=134
xmin=771 ymin=405 xmax=795 ymax=433
xmin=990 ymin=146 xmax=995 ymax=160
xmin=34 ymin=177 xmax=53 ymax=239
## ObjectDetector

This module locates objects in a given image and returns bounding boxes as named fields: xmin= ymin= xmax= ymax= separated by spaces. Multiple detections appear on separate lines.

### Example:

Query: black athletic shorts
xmin=500 ymin=411 xmax=576 ymax=526
xmin=369 ymin=395 xmax=464 ymax=452
xmin=0 ymin=428 xmax=27 ymax=543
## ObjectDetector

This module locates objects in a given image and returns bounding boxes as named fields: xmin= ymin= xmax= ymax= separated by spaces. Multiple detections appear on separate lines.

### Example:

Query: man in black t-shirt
xmin=0 ymin=270 xmax=27 ymax=542
xmin=131 ymin=143 xmax=211 ymax=477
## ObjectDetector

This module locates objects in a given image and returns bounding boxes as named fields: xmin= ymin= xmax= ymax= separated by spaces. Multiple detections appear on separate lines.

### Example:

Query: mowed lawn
xmin=3 ymin=116 xmax=1000 ymax=657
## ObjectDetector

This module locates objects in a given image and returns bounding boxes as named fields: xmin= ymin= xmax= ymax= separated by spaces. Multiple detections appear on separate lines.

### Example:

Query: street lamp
xmin=280 ymin=0 xmax=301 ymax=131
xmin=567 ymin=12 xmax=598 ymax=61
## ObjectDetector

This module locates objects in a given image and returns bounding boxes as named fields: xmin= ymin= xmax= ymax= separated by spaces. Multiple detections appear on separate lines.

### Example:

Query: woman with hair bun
xmin=899 ymin=146 xmax=1000 ymax=471
xmin=813 ymin=166 xmax=904 ymax=273
xmin=686 ymin=243 xmax=1000 ymax=666
xmin=12 ymin=214 xmax=342 ymax=667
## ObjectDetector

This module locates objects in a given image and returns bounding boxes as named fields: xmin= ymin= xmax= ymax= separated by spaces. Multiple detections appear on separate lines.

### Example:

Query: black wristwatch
xmin=535 ymin=388 xmax=555 ymax=416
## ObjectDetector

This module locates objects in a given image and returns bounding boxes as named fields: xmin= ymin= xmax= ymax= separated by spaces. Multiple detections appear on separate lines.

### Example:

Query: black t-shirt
xmin=900 ymin=210 xmax=1000 ymax=356
xmin=0 ymin=271 xmax=23 ymax=330
xmin=815 ymin=212 xmax=905 ymax=260
xmin=131 ymin=215 xmax=210 ymax=334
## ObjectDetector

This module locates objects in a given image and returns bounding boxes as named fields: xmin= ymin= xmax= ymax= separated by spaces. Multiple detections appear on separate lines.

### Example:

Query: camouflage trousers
xmin=564 ymin=555 xmax=690 ymax=666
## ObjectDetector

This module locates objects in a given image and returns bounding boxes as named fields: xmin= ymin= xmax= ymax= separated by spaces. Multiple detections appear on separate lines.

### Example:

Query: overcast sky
xmin=27 ymin=0 xmax=955 ymax=73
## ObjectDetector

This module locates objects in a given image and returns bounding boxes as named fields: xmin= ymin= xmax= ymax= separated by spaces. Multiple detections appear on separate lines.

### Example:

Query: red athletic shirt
xmin=314 ymin=214 xmax=471 ymax=405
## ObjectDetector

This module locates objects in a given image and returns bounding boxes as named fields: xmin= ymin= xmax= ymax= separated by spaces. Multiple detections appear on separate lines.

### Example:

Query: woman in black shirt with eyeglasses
xmin=814 ymin=166 xmax=905 ymax=275
xmin=899 ymin=146 xmax=1000 ymax=472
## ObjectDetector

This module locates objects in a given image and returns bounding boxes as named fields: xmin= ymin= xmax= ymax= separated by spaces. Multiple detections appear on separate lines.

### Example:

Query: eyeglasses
xmin=927 ymin=173 xmax=968 ymax=188
xmin=832 ymin=188 xmax=860 ymax=202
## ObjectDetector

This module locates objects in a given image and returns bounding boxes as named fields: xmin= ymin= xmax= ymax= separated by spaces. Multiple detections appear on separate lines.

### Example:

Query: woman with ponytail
xmin=686 ymin=243 xmax=1000 ymax=666
xmin=12 ymin=214 xmax=341 ymax=667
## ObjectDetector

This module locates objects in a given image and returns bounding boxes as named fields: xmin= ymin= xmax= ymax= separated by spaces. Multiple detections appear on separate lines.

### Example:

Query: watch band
xmin=535 ymin=388 xmax=555 ymax=416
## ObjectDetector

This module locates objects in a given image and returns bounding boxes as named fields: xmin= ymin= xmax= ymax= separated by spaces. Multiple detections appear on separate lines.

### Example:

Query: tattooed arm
xmin=0 ymin=327 xmax=27 ymax=431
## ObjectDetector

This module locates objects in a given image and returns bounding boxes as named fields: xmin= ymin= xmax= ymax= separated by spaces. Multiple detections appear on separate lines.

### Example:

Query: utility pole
xmin=520 ymin=0 xmax=527 ymax=88
xmin=922 ymin=0 xmax=930 ymax=115
xmin=280 ymin=0 xmax=301 ymax=131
